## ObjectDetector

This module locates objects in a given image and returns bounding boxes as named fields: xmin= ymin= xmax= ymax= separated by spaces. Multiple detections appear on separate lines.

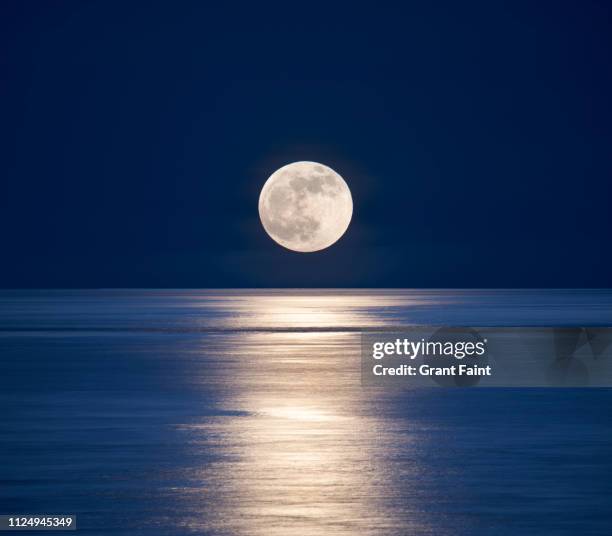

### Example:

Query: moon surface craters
xmin=258 ymin=161 xmax=353 ymax=252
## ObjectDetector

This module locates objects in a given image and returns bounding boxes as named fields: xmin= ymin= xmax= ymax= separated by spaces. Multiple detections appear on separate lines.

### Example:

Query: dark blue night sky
xmin=2 ymin=1 xmax=611 ymax=288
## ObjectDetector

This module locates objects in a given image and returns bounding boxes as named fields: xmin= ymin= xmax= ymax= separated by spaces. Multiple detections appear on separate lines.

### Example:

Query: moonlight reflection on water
xmin=178 ymin=292 xmax=432 ymax=534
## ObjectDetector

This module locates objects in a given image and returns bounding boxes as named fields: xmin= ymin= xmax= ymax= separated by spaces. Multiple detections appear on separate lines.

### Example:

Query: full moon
xmin=258 ymin=161 xmax=353 ymax=252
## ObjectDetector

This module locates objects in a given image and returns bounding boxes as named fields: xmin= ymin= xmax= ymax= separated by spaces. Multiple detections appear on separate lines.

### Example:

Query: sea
xmin=1 ymin=289 xmax=611 ymax=535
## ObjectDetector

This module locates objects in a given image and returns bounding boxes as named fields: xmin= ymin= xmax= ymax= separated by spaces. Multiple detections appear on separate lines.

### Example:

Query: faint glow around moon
xmin=258 ymin=161 xmax=353 ymax=252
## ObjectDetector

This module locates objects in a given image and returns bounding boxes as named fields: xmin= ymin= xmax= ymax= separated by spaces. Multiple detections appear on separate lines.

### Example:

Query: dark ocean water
xmin=1 ymin=290 xmax=611 ymax=535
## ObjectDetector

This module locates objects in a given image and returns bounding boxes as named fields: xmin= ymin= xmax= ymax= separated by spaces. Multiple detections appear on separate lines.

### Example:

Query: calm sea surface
xmin=1 ymin=290 xmax=611 ymax=535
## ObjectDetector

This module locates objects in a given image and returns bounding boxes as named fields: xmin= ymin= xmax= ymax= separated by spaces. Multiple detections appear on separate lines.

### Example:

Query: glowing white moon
xmin=258 ymin=161 xmax=353 ymax=252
